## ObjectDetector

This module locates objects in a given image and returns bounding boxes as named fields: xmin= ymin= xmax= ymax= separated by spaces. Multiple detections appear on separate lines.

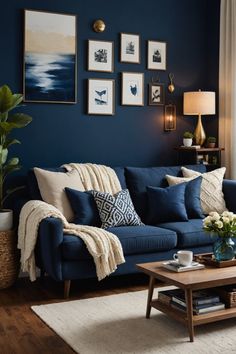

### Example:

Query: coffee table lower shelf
xmin=151 ymin=299 xmax=236 ymax=326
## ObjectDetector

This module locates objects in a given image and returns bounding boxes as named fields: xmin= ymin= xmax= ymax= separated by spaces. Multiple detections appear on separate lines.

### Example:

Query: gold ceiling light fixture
xmin=93 ymin=19 xmax=106 ymax=33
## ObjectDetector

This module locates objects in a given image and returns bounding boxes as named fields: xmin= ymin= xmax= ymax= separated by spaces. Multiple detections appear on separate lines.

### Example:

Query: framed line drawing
xmin=147 ymin=40 xmax=166 ymax=70
xmin=88 ymin=79 xmax=115 ymax=115
xmin=120 ymin=33 xmax=140 ymax=64
xmin=88 ymin=40 xmax=114 ymax=72
xmin=23 ymin=9 xmax=77 ymax=103
xmin=149 ymin=83 xmax=164 ymax=105
xmin=121 ymin=72 xmax=144 ymax=106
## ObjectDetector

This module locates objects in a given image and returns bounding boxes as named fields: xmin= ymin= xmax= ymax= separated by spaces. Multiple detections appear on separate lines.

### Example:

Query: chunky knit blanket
xmin=63 ymin=162 xmax=121 ymax=193
xmin=18 ymin=164 xmax=125 ymax=281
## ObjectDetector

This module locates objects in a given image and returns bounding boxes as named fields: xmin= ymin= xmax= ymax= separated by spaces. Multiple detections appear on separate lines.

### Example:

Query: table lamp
xmin=183 ymin=90 xmax=215 ymax=146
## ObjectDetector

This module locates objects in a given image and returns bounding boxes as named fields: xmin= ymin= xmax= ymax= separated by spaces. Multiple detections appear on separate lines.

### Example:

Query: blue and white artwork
xmin=95 ymin=88 xmax=108 ymax=105
xmin=24 ymin=10 xmax=77 ymax=103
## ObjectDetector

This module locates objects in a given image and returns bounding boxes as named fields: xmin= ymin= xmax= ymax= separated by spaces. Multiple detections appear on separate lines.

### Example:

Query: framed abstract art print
xmin=23 ymin=9 xmax=77 ymax=103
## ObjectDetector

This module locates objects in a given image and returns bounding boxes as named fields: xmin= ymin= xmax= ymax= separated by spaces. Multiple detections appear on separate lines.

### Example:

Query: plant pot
xmin=0 ymin=209 xmax=13 ymax=231
xmin=207 ymin=143 xmax=216 ymax=148
xmin=0 ymin=229 xmax=20 ymax=289
xmin=183 ymin=138 xmax=193 ymax=147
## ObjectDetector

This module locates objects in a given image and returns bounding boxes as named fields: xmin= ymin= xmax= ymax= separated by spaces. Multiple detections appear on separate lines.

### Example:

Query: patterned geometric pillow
xmin=92 ymin=189 xmax=143 ymax=229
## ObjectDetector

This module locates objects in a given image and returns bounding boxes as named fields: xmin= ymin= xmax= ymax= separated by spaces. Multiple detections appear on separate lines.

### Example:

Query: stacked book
xmin=162 ymin=260 xmax=205 ymax=272
xmin=158 ymin=289 xmax=225 ymax=315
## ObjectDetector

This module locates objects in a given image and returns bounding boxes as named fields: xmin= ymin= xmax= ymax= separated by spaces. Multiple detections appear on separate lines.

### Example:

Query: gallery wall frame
xmin=23 ymin=9 xmax=77 ymax=104
xmin=88 ymin=40 xmax=114 ymax=72
xmin=121 ymin=72 xmax=144 ymax=106
xmin=88 ymin=78 xmax=115 ymax=115
xmin=147 ymin=40 xmax=166 ymax=71
xmin=148 ymin=83 xmax=165 ymax=105
xmin=120 ymin=33 xmax=140 ymax=64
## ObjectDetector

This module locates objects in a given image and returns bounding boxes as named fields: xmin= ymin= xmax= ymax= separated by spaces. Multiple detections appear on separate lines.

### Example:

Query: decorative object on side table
xmin=183 ymin=131 xmax=194 ymax=147
xmin=203 ymin=211 xmax=236 ymax=261
xmin=88 ymin=79 xmax=115 ymax=115
xmin=147 ymin=40 xmax=166 ymax=70
xmin=121 ymin=72 xmax=144 ymax=106
xmin=88 ymin=40 xmax=114 ymax=72
xmin=0 ymin=85 xmax=32 ymax=288
xmin=120 ymin=33 xmax=140 ymax=64
xmin=24 ymin=9 xmax=77 ymax=103
xmin=183 ymin=90 xmax=215 ymax=146
xmin=207 ymin=136 xmax=216 ymax=148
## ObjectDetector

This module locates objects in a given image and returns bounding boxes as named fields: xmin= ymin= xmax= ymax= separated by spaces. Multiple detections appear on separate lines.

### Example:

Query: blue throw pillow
xmin=92 ymin=189 xmax=143 ymax=229
xmin=65 ymin=188 xmax=101 ymax=226
xmin=185 ymin=177 xmax=204 ymax=219
xmin=146 ymin=183 xmax=188 ymax=224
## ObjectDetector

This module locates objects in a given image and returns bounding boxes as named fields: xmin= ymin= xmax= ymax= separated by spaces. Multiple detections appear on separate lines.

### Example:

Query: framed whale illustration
xmin=121 ymin=72 xmax=144 ymax=106
xmin=23 ymin=9 xmax=77 ymax=104
xmin=88 ymin=79 xmax=115 ymax=115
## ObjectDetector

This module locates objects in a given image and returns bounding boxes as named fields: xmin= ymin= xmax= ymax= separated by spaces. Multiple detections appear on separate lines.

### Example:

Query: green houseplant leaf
xmin=0 ymin=85 xmax=32 ymax=209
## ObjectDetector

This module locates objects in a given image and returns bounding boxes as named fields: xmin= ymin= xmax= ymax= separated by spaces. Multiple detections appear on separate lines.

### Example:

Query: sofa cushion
xmin=166 ymin=175 xmax=204 ymax=219
xmin=62 ymin=225 xmax=177 ymax=260
xmin=34 ymin=167 xmax=84 ymax=221
xmin=65 ymin=188 xmax=101 ymax=226
xmin=181 ymin=166 xmax=227 ymax=214
xmin=125 ymin=165 xmax=207 ymax=221
xmin=157 ymin=219 xmax=214 ymax=248
xmin=146 ymin=184 xmax=188 ymax=224
xmin=92 ymin=189 xmax=143 ymax=228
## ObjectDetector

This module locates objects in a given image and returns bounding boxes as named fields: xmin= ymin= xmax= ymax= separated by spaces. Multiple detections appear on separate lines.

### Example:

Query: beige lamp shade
xmin=183 ymin=91 xmax=215 ymax=115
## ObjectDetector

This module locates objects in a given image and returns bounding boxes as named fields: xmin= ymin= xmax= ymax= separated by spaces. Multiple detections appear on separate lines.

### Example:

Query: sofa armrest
xmin=36 ymin=217 xmax=64 ymax=281
xmin=223 ymin=179 xmax=236 ymax=212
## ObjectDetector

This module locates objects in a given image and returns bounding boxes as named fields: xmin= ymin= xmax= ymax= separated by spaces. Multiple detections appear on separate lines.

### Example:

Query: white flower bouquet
xmin=203 ymin=211 xmax=236 ymax=238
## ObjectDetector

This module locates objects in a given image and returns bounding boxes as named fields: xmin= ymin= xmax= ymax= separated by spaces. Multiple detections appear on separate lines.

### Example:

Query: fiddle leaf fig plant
xmin=0 ymin=85 xmax=32 ymax=209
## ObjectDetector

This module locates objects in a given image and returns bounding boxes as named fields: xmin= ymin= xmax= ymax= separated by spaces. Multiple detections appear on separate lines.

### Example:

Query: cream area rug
xmin=32 ymin=290 xmax=236 ymax=354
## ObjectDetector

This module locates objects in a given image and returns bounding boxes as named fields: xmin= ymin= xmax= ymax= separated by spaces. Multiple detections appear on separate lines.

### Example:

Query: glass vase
xmin=213 ymin=237 xmax=235 ymax=262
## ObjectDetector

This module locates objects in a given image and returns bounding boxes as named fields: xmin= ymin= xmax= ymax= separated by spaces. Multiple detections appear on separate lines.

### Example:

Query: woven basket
xmin=0 ymin=230 xmax=20 ymax=289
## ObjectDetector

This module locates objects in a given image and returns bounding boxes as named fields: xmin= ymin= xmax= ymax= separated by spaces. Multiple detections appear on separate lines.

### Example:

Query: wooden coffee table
xmin=137 ymin=261 xmax=236 ymax=342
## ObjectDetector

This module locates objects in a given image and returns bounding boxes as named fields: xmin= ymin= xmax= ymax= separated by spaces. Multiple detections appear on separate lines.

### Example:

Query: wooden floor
xmin=0 ymin=274 xmax=149 ymax=354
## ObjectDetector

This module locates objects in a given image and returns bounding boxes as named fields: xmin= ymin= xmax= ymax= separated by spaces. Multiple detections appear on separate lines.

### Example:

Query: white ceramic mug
xmin=173 ymin=250 xmax=193 ymax=266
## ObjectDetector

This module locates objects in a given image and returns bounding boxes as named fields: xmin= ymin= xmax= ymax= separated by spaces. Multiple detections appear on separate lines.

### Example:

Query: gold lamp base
xmin=194 ymin=114 xmax=206 ymax=146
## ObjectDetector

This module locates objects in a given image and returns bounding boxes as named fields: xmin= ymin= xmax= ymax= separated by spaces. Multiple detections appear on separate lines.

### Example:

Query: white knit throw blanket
xmin=18 ymin=164 xmax=125 ymax=281
xmin=63 ymin=163 xmax=121 ymax=194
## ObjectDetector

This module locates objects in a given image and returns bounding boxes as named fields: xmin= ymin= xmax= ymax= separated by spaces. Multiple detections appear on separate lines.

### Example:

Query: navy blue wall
xmin=0 ymin=0 xmax=220 ymax=174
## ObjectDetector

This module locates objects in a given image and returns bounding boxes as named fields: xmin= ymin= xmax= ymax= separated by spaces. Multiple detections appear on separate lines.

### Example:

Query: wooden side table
xmin=174 ymin=147 xmax=225 ymax=168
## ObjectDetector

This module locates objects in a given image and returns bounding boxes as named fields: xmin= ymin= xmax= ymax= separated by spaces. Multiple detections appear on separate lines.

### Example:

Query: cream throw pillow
xmin=181 ymin=166 xmax=227 ymax=214
xmin=34 ymin=168 xmax=84 ymax=221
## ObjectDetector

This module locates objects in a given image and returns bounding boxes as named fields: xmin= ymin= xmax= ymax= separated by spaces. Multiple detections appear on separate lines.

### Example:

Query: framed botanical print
xmin=121 ymin=72 xmax=144 ymax=106
xmin=120 ymin=33 xmax=140 ymax=63
xmin=147 ymin=40 xmax=166 ymax=70
xmin=23 ymin=9 xmax=77 ymax=103
xmin=88 ymin=40 xmax=114 ymax=72
xmin=149 ymin=83 xmax=164 ymax=105
xmin=88 ymin=79 xmax=115 ymax=115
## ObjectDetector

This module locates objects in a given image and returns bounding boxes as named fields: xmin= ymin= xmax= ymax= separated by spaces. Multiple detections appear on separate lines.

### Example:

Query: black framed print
xmin=147 ymin=40 xmax=166 ymax=70
xmin=149 ymin=83 xmax=164 ymax=105
xmin=121 ymin=72 xmax=144 ymax=106
xmin=24 ymin=9 xmax=77 ymax=103
xmin=88 ymin=40 xmax=114 ymax=72
xmin=120 ymin=33 xmax=140 ymax=63
xmin=88 ymin=79 xmax=115 ymax=115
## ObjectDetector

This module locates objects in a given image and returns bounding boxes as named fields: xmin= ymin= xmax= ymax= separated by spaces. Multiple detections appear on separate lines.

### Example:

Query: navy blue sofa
xmin=23 ymin=164 xmax=236 ymax=297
